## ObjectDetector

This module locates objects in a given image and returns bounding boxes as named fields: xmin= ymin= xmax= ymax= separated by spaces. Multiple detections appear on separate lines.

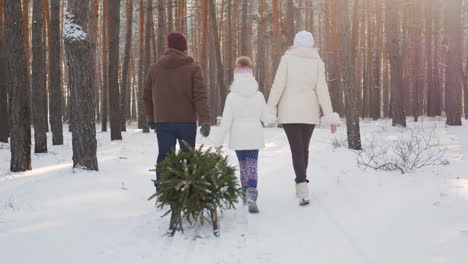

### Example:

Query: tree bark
xmin=137 ymin=0 xmax=147 ymax=130
xmin=201 ymin=0 xmax=208 ymax=73
xmin=226 ymin=0 xmax=233 ymax=84
xmin=286 ymin=0 xmax=295 ymax=46
xmin=88 ymin=0 xmax=99 ymax=123
xmin=272 ymin=0 xmax=281 ymax=70
xmin=157 ymin=0 xmax=165 ymax=58
xmin=386 ymin=0 xmax=406 ymax=127
xmin=371 ymin=0 xmax=382 ymax=120
xmin=425 ymin=0 xmax=439 ymax=116
xmin=107 ymin=0 xmax=122 ymax=140
xmin=101 ymin=0 xmax=109 ymax=132
xmin=209 ymin=0 xmax=225 ymax=115
xmin=22 ymin=0 xmax=30 ymax=79
xmin=411 ymin=0 xmax=424 ymax=122
xmin=5 ymin=0 xmax=32 ymax=171
xmin=64 ymin=0 xmax=98 ymax=170
xmin=208 ymin=29 xmax=218 ymax=120
xmin=43 ymin=0 xmax=50 ymax=133
xmin=31 ymin=0 xmax=47 ymax=153
xmin=142 ymin=0 xmax=153 ymax=133
xmin=445 ymin=0 xmax=463 ymax=126
xmin=167 ymin=0 xmax=173 ymax=33
xmin=121 ymin=0 xmax=134 ymax=132
xmin=48 ymin=0 xmax=64 ymax=145
xmin=255 ymin=0 xmax=266 ymax=96
xmin=239 ymin=0 xmax=248 ymax=56
xmin=337 ymin=0 xmax=362 ymax=150
xmin=0 ymin=0 xmax=9 ymax=143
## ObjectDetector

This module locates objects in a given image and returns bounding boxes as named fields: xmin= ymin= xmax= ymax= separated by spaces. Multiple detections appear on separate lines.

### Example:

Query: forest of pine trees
xmin=0 ymin=0 xmax=467 ymax=171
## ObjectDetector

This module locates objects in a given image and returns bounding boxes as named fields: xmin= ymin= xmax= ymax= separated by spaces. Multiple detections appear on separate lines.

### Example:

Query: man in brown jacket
xmin=143 ymin=32 xmax=211 ymax=190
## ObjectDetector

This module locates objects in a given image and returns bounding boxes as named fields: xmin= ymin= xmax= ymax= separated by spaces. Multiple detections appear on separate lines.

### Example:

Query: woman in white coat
xmin=214 ymin=56 xmax=273 ymax=214
xmin=267 ymin=31 xmax=340 ymax=206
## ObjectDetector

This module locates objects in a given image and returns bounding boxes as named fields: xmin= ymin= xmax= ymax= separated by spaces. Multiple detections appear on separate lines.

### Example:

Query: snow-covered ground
xmin=1 ymin=119 xmax=467 ymax=264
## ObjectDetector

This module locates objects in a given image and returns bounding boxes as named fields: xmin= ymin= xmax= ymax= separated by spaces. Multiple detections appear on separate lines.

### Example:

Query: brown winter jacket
xmin=143 ymin=48 xmax=211 ymax=123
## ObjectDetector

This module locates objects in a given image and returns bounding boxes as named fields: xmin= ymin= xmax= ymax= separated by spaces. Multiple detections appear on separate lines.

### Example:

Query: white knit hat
xmin=293 ymin=31 xmax=315 ymax=48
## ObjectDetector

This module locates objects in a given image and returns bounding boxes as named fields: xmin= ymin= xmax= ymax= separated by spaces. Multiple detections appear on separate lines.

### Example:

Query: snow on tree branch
xmin=64 ymin=11 xmax=87 ymax=42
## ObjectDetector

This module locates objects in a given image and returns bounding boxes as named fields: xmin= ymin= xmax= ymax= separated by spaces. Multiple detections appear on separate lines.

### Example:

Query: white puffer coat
xmin=213 ymin=71 xmax=273 ymax=150
xmin=267 ymin=46 xmax=340 ymax=126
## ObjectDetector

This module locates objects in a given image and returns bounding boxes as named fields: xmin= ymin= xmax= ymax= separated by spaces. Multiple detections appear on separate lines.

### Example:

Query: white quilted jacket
xmin=267 ymin=46 xmax=340 ymax=125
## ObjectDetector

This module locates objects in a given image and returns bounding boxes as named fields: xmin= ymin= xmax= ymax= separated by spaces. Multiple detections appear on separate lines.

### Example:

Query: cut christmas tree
xmin=148 ymin=144 xmax=243 ymax=237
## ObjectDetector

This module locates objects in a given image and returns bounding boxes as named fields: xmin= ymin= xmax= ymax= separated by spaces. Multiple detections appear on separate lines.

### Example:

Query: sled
xmin=167 ymin=208 xmax=220 ymax=237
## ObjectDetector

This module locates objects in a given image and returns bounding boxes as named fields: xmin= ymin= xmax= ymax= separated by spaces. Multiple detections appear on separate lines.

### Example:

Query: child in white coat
xmin=213 ymin=57 xmax=273 ymax=214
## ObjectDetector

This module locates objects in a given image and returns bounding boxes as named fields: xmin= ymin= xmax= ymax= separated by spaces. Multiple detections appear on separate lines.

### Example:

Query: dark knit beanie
xmin=167 ymin=32 xmax=188 ymax=51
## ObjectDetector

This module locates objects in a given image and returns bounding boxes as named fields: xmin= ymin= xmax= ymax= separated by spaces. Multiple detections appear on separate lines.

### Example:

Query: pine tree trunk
xmin=157 ymin=0 xmax=165 ymax=58
xmin=465 ymin=21 xmax=468 ymax=119
xmin=201 ymin=0 xmax=209 ymax=73
xmin=226 ymin=0 xmax=233 ymax=84
xmin=272 ymin=0 xmax=281 ymax=70
xmin=445 ymin=0 xmax=463 ymax=126
xmin=411 ymin=0 xmax=424 ymax=122
xmin=239 ymin=0 xmax=248 ymax=56
xmin=107 ymin=0 xmax=122 ymax=140
xmin=383 ymin=47 xmax=390 ymax=117
xmin=386 ymin=0 xmax=406 ymax=127
xmin=22 ymin=0 xmax=31 ymax=80
xmin=255 ymin=0 xmax=266 ymax=96
xmin=324 ymin=0 xmax=344 ymax=117
xmin=0 ymin=0 xmax=9 ymax=143
xmin=121 ymin=0 xmax=134 ymax=132
xmin=6 ymin=0 xmax=32 ymax=171
xmin=137 ymin=0 xmax=147 ymax=130
xmin=49 ymin=0 xmax=64 ymax=145
xmin=362 ymin=0 xmax=371 ymax=118
xmin=88 ymin=0 xmax=99 ymax=122
xmin=209 ymin=29 xmax=218 ymax=120
xmin=167 ymin=0 xmax=173 ymax=33
xmin=31 ymin=0 xmax=47 ymax=153
xmin=337 ymin=0 xmax=362 ymax=150
xmin=286 ymin=0 xmax=295 ymax=46
xmin=209 ymin=0 xmax=225 ymax=113
xmin=425 ymin=0 xmax=437 ymax=116
xmin=101 ymin=0 xmax=109 ymax=132
xmin=371 ymin=0 xmax=382 ymax=120
xmin=132 ymin=69 xmax=137 ymax=121
xmin=64 ymin=0 xmax=98 ymax=170
xmin=43 ymin=0 xmax=50 ymax=134
xmin=142 ymin=0 xmax=152 ymax=133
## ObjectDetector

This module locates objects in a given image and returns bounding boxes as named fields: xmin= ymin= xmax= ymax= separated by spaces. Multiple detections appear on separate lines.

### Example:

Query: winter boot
xmin=246 ymin=187 xmax=259 ymax=213
xmin=296 ymin=182 xmax=310 ymax=206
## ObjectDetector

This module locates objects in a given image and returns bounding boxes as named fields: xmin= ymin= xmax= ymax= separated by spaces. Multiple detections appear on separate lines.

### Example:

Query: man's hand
xmin=200 ymin=123 xmax=211 ymax=137
xmin=331 ymin=124 xmax=337 ymax=134
xmin=147 ymin=121 xmax=157 ymax=130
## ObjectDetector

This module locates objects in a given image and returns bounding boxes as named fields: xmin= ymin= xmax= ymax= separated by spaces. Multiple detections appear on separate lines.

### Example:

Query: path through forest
xmin=0 ymin=119 xmax=467 ymax=264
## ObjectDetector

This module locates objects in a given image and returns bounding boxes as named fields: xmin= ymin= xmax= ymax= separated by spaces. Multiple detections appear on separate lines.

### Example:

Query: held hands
xmin=331 ymin=124 xmax=337 ymax=134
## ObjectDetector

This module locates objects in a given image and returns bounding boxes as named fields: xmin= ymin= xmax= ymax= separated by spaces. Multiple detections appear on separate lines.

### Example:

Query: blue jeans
xmin=155 ymin=122 xmax=197 ymax=190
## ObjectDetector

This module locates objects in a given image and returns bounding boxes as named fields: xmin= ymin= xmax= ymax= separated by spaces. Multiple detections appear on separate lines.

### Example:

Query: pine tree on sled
xmin=148 ymin=144 xmax=243 ymax=237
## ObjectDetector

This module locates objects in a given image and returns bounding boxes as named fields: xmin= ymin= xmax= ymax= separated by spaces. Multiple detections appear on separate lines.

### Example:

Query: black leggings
xmin=283 ymin=124 xmax=316 ymax=184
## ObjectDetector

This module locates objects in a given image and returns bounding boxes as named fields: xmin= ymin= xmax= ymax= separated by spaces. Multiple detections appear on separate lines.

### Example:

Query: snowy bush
xmin=356 ymin=126 xmax=448 ymax=174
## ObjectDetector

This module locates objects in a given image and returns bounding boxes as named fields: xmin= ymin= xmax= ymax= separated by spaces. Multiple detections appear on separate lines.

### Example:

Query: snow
xmin=63 ymin=11 xmax=88 ymax=42
xmin=1 ymin=119 xmax=467 ymax=264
